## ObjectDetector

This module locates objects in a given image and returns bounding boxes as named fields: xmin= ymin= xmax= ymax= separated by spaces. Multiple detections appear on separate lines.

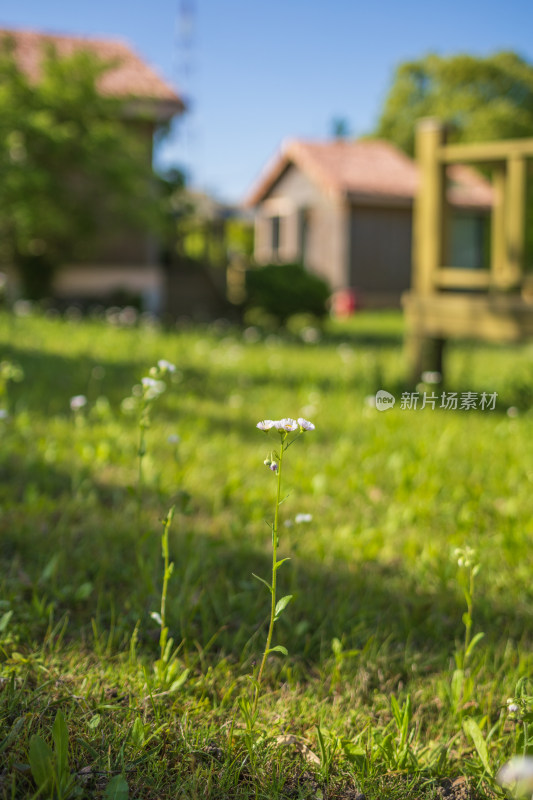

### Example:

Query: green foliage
xmin=375 ymin=52 xmax=533 ymax=156
xmin=0 ymin=34 xmax=155 ymax=297
xmin=245 ymin=262 xmax=330 ymax=324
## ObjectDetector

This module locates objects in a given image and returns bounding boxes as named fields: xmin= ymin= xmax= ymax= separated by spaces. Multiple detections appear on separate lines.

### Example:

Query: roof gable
xmin=246 ymin=138 xmax=492 ymax=210
xmin=0 ymin=28 xmax=184 ymax=119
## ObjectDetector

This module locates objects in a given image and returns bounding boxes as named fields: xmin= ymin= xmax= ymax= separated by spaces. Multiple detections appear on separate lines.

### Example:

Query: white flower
xmin=497 ymin=756 xmax=533 ymax=797
xmin=257 ymin=419 xmax=277 ymax=431
xmin=295 ymin=513 xmax=312 ymax=524
xmin=167 ymin=434 xmax=180 ymax=445
xmin=141 ymin=377 xmax=158 ymax=388
xmin=276 ymin=418 xmax=298 ymax=432
xmin=269 ymin=462 xmax=279 ymax=473
xmin=507 ymin=703 xmax=520 ymax=714
xmin=70 ymin=395 xmax=87 ymax=411
xmin=158 ymin=359 xmax=176 ymax=373
xmin=298 ymin=417 xmax=315 ymax=431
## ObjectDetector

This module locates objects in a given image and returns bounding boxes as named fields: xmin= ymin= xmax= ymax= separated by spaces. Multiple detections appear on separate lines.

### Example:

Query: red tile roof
xmin=246 ymin=138 xmax=492 ymax=209
xmin=0 ymin=28 xmax=184 ymax=116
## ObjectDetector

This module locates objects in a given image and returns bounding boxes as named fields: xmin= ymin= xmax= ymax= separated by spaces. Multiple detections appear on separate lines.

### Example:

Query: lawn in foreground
xmin=0 ymin=309 xmax=532 ymax=799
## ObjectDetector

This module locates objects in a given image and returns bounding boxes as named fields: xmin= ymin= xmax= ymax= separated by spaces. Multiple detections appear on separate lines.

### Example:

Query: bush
xmin=244 ymin=263 xmax=330 ymax=325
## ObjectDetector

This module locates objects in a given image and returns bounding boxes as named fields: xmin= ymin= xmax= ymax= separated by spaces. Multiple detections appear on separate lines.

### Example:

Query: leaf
xmin=104 ymin=774 xmax=129 ymax=800
xmin=275 ymin=734 xmax=320 ymax=765
xmin=0 ymin=610 xmax=13 ymax=634
xmin=267 ymin=645 xmax=288 ymax=656
xmin=465 ymin=631 xmax=485 ymax=658
xmin=169 ymin=668 xmax=190 ymax=693
xmin=251 ymin=573 xmax=272 ymax=593
xmin=52 ymin=709 xmax=69 ymax=777
xmin=29 ymin=734 xmax=54 ymax=790
xmin=275 ymin=557 xmax=291 ymax=570
xmin=274 ymin=594 xmax=293 ymax=619
xmin=463 ymin=717 xmax=492 ymax=775
xmin=130 ymin=717 xmax=145 ymax=749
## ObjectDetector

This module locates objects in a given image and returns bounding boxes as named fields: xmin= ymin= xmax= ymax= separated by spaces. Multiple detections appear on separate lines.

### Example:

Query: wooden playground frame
xmin=403 ymin=118 xmax=533 ymax=381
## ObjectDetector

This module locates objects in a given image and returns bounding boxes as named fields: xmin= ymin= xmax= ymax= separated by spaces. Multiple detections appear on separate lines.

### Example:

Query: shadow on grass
xmin=1 ymin=449 xmax=530 ymax=678
xmin=2 ymin=338 xmax=528 ymax=422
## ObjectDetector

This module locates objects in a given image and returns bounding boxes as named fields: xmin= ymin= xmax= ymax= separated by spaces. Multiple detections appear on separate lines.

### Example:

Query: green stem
xmin=159 ymin=506 xmax=175 ymax=659
xmin=253 ymin=435 xmax=285 ymax=716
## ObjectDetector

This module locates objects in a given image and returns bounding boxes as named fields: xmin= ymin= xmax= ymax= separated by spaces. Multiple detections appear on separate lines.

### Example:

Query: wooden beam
xmin=434 ymin=268 xmax=490 ymax=290
xmin=439 ymin=138 xmax=533 ymax=164
xmin=413 ymin=119 xmax=447 ymax=294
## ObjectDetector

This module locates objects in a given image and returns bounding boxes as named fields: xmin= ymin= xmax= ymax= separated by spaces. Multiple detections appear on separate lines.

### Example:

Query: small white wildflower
xmin=158 ymin=359 xmax=176 ymax=373
xmin=298 ymin=417 xmax=315 ymax=431
xmin=70 ymin=395 xmax=87 ymax=411
xmin=507 ymin=703 xmax=520 ymax=714
xmin=497 ymin=756 xmax=533 ymax=797
xmin=167 ymin=434 xmax=180 ymax=445
xmin=257 ymin=419 xmax=277 ymax=431
xmin=276 ymin=418 xmax=298 ymax=432
xmin=0 ymin=409 xmax=8 ymax=419
xmin=295 ymin=513 xmax=313 ymax=524
xmin=269 ymin=462 xmax=279 ymax=473
xmin=141 ymin=377 xmax=157 ymax=388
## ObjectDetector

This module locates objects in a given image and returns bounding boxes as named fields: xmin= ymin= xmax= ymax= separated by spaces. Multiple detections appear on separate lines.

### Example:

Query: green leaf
xmin=29 ymin=734 xmax=54 ymax=790
xmin=465 ymin=631 xmax=485 ymax=658
xmin=104 ymin=774 xmax=129 ymax=800
xmin=274 ymin=557 xmax=291 ymax=570
xmin=52 ymin=709 xmax=69 ymax=776
xmin=463 ymin=717 xmax=492 ymax=775
xmin=130 ymin=717 xmax=145 ymax=749
xmin=267 ymin=645 xmax=288 ymax=656
xmin=274 ymin=594 xmax=293 ymax=619
xmin=169 ymin=668 xmax=190 ymax=693
xmin=251 ymin=573 xmax=272 ymax=593
xmin=0 ymin=610 xmax=13 ymax=634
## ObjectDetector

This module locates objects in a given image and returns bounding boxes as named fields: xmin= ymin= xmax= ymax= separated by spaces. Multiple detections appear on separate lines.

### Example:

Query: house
xmin=1 ymin=27 xmax=184 ymax=311
xmin=245 ymin=138 xmax=493 ymax=308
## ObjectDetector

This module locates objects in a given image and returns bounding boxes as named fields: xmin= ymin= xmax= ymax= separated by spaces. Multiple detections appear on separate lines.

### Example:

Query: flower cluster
xmin=256 ymin=417 xmax=315 ymax=433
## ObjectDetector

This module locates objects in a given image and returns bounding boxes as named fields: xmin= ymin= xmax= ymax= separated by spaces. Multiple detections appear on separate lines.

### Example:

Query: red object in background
xmin=332 ymin=288 xmax=358 ymax=317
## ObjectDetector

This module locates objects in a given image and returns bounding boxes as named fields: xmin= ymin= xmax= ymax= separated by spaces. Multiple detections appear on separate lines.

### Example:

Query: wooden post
xmin=490 ymin=165 xmax=507 ymax=289
xmin=413 ymin=118 xmax=447 ymax=294
xmin=505 ymin=156 xmax=526 ymax=287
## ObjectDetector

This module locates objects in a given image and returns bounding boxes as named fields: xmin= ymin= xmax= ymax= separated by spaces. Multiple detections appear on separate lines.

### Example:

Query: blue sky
xmin=1 ymin=0 xmax=533 ymax=202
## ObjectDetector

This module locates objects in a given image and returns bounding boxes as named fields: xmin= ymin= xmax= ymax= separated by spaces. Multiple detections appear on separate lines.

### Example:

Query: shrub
xmin=244 ymin=263 xmax=330 ymax=325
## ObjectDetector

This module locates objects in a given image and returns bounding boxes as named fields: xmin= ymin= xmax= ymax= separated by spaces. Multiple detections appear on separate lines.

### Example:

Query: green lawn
xmin=0 ymin=309 xmax=532 ymax=799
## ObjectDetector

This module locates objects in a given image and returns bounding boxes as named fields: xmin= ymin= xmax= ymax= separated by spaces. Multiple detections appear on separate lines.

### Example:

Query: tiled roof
xmin=245 ymin=138 xmax=492 ymax=209
xmin=0 ymin=28 xmax=184 ymax=115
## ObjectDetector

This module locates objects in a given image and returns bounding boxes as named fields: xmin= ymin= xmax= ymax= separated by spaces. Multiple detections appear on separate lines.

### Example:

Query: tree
xmin=375 ymin=51 xmax=533 ymax=266
xmin=0 ymin=35 xmax=155 ymax=298
xmin=375 ymin=52 xmax=533 ymax=156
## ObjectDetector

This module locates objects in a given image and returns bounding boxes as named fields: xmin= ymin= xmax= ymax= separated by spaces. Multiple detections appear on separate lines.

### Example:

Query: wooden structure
xmin=403 ymin=118 xmax=533 ymax=381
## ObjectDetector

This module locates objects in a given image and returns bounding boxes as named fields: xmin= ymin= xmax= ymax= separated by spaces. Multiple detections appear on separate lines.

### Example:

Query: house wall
xmin=253 ymin=165 xmax=348 ymax=290
xmin=349 ymin=203 xmax=413 ymax=307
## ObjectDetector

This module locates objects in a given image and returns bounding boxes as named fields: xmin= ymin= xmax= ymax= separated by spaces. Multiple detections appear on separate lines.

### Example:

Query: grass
xmin=0 ymin=307 xmax=532 ymax=799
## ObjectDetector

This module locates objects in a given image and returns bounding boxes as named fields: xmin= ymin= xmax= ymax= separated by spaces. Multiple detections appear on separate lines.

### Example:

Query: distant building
xmin=1 ymin=28 xmax=184 ymax=310
xmin=245 ymin=139 xmax=492 ymax=308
